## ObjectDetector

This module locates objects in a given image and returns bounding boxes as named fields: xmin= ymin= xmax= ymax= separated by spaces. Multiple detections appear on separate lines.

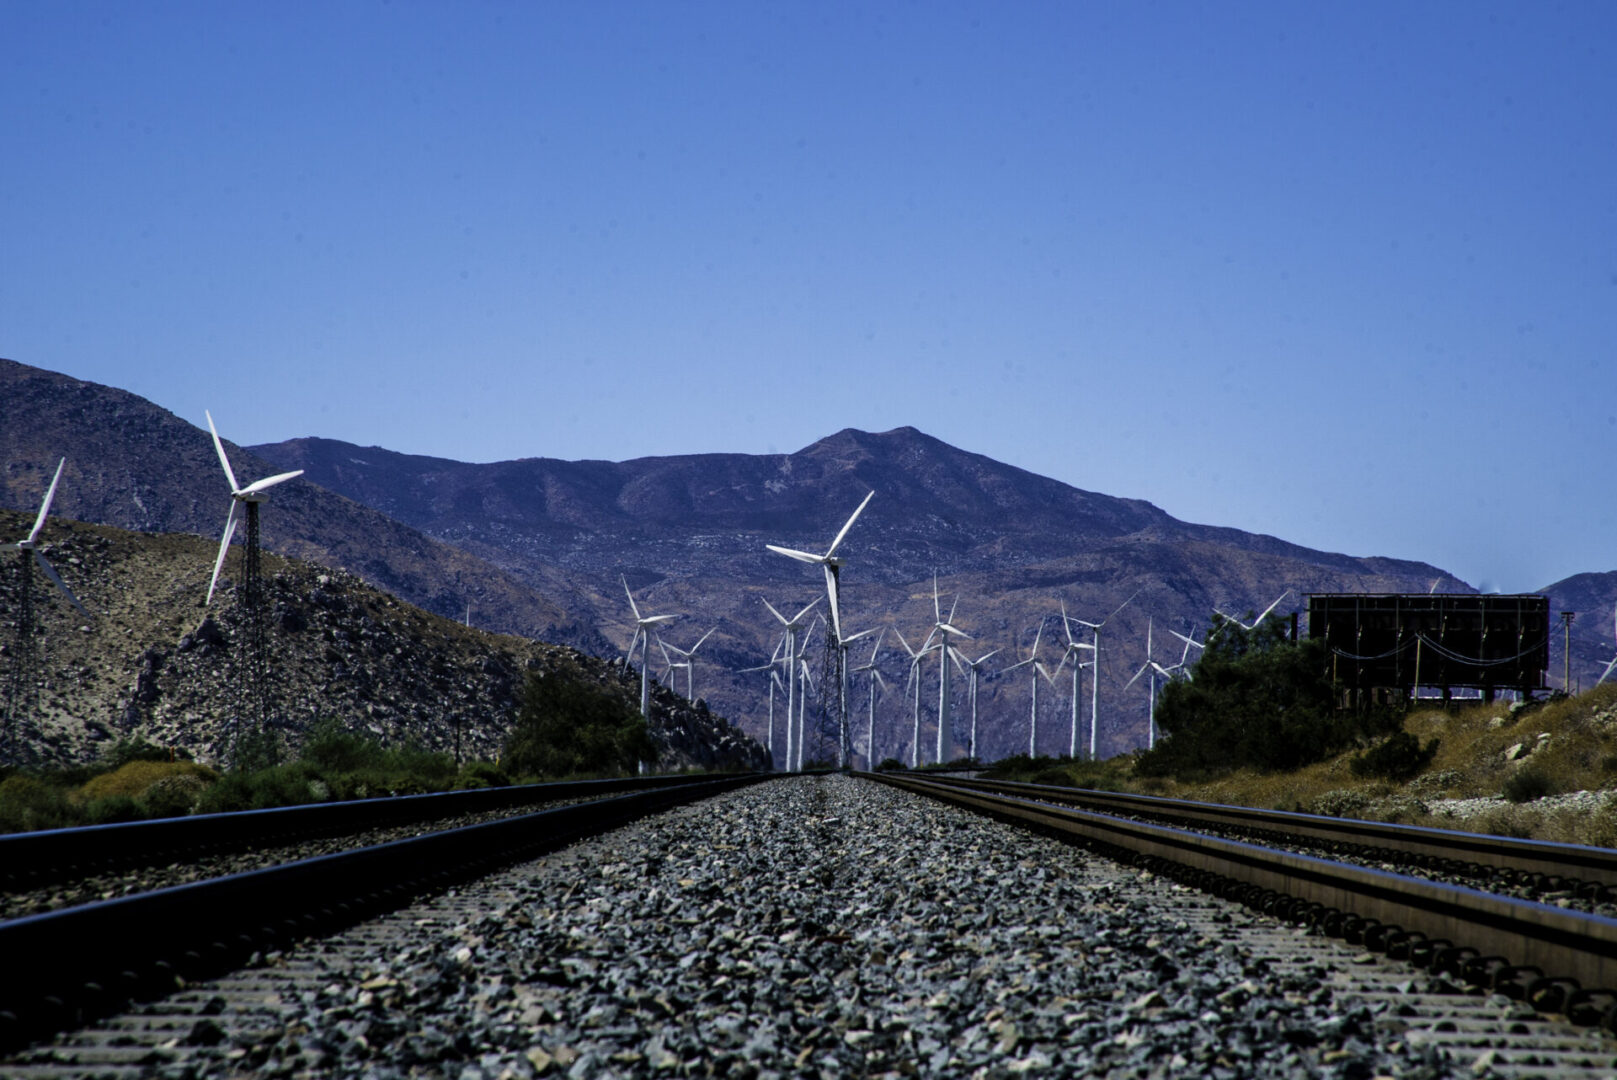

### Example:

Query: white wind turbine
xmin=1125 ymin=619 xmax=1180 ymax=749
xmin=949 ymin=644 xmax=1000 ymax=762
xmin=1055 ymin=601 xmax=1097 ymax=758
xmin=834 ymin=625 xmax=881 ymax=767
xmin=796 ymin=654 xmax=820 ymax=765
xmin=4 ymin=459 xmax=90 ymax=762
xmin=850 ymin=630 xmax=887 ymax=768
xmin=621 ymin=575 xmax=680 ymax=720
xmin=739 ymin=635 xmax=786 ymax=763
xmin=893 ymin=626 xmax=939 ymax=768
xmin=1215 ymin=590 xmax=1291 ymax=634
xmin=766 ymin=491 xmax=875 ymax=759
xmin=4 ymin=459 xmax=88 ymax=617
xmin=1063 ymin=591 xmax=1138 ymax=760
xmin=661 ymin=627 xmax=717 ymax=702
xmin=762 ymin=596 xmax=820 ymax=771
xmin=1003 ymin=619 xmax=1048 ymax=757
xmin=205 ymin=411 xmax=304 ymax=605
xmin=928 ymin=574 xmax=971 ymax=764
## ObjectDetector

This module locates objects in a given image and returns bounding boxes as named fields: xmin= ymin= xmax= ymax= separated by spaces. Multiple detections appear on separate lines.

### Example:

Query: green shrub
xmin=1502 ymin=768 xmax=1559 ymax=804
xmin=0 ymin=774 xmax=74 ymax=833
xmin=875 ymin=758 xmax=907 ymax=772
xmin=456 ymin=761 xmax=510 ymax=789
xmin=1350 ymin=732 xmax=1440 ymax=782
xmin=137 ymin=773 xmax=210 ymax=819
xmin=504 ymin=669 xmax=654 ymax=779
xmin=83 ymin=794 xmax=143 ymax=825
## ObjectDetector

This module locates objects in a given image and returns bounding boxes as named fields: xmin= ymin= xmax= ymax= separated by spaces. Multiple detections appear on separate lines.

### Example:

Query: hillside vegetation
xmin=991 ymin=683 xmax=1617 ymax=848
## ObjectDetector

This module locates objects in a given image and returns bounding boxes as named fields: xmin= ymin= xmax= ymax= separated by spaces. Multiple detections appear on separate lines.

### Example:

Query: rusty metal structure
xmin=1307 ymin=593 xmax=1549 ymax=703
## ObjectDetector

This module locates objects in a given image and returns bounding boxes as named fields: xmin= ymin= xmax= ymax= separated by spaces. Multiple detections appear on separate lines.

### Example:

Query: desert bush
xmin=504 ymin=669 xmax=654 ymax=779
xmin=875 ymin=758 xmax=907 ymax=772
xmin=1502 ymin=767 xmax=1559 ymax=804
xmin=455 ymin=760 xmax=511 ymax=789
xmin=1350 ymin=732 xmax=1440 ymax=782
xmin=76 ymin=760 xmax=218 ymax=805
xmin=83 ymin=794 xmax=142 ymax=825
xmin=0 ymin=774 xmax=74 ymax=832
xmin=138 ymin=773 xmax=210 ymax=819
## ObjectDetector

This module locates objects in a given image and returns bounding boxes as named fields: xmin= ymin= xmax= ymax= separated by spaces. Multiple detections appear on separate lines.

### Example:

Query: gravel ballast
xmin=40 ymin=774 xmax=1548 ymax=1079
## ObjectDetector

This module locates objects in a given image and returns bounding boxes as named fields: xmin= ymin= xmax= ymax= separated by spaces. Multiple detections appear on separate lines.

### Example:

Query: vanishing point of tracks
xmin=5 ymin=771 xmax=1617 ymax=1078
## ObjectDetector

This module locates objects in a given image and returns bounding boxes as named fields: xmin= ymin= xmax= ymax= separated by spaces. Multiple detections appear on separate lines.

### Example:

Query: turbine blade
xmin=824 ymin=490 xmax=874 ymax=559
xmin=933 ymin=572 xmax=941 ymax=622
xmin=622 ymin=575 xmax=642 ymax=621
xmin=824 ymin=563 xmax=842 ymax=642
xmin=28 ymin=458 xmax=66 ymax=544
xmin=792 ymin=596 xmax=822 ymax=623
xmin=691 ymin=627 xmax=716 ymax=654
xmin=947 ymin=594 xmax=959 ymax=625
xmin=1253 ymin=590 xmax=1290 ymax=626
xmin=892 ymin=626 xmax=914 ymax=657
xmin=761 ymin=597 xmax=789 ymax=625
xmin=1103 ymin=589 xmax=1141 ymax=625
xmin=207 ymin=500 xmax=241 ymax=605
xmin=976 ymin=649 xmax=1000 ymax=664
xmin=948 ymin=645 xmax=967 ymax=675
xmin=240 ymin=469 xmax=305 ymax=495
xmin=1060 ymin=599 xmax=1075 ymax=645
xmin=641 ymin=614 xmax=680 ymax=626
xmin=206 ymin=410 xmax=240 ymax=493
xmin=937 ymin=623 xmax=970 ymax=639
xmin=1125 ymin=661 xmax=1150 ymax=690
xmin=766 ymin=544 xmax=824 ymax=565
xmin=1600 ymin=656 xmax=1617 ymax=685
xmin=33 ymin=550 xmax=88 ymax=616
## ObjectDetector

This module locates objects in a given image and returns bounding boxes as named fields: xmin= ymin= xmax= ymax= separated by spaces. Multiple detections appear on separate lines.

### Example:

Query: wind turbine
xmin=740 ymin=634 xmax=786 ymax=763
xmin=766 ymin=491 xmax=875 ymax=759
xmin=1003 ymin=619 xmax=1047 ymax=757
xmin=849 ymin=630 xmax=887 ymax=768
xmin=1125 ymin=619 xmax=1179 ymax=749
xmin=1056 ymin=601 xmax=1097 ymax=758
xmin=949 ymin=645 xmax=1000 ymax=762
xmin=893 ymin=627 xmax=939 ymax=768
xmin=621 ymin=575 xmax=680 ymax=720
xmin=762 ymin=595 xmax=820 ymax=771
xmin=206 ymin=413 xmax=303 ymax=765
xmin=1063 ymin=590 xmax=1138 ymax=760
xmin=1215 ymin=590 xmax=1291 ymax=633
xmin=929 ymin=574 xmax=971 ymax=764
xmin=3 ymin=459 xmax=89 ymax=763
xmin=661 ymin=627 xmax=717 ymax=703
xmin=205 ymin=411 xmax=304 ymax=606
xmin=833 ymin=625 xmax=881 ymax=767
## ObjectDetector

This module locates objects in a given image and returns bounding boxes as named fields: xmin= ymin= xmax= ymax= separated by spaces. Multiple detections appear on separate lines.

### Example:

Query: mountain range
xmin=4 ymin=356 xmax=1614 ymax=764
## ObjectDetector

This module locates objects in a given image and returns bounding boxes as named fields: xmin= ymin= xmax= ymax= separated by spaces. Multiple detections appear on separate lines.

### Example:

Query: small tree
xmin=1137 ymin=611 xmax=1383 ymax=779
xmin=504 ymin=668 xmax=655 ymax=778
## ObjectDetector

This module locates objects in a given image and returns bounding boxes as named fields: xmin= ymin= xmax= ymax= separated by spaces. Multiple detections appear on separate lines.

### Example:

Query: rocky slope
xmin=0 ymin=510 xmax=766 ymax=771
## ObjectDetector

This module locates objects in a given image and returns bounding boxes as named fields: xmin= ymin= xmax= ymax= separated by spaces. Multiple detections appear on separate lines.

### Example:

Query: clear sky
xmin=5 ymin=2 xmax=1614 ymax=593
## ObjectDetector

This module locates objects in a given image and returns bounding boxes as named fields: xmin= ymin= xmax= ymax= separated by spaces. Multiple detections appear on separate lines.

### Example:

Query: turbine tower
xmin=1056 ymin=600 xmax=1097 ymax=758
xmin=740 ymin=634 xmax=786 ymax=764
xmin=833 ymin=625 xmax=880 ymax=768
xmin=206 ymin=412 xmax=303 ymax=766
xmin=660 ymin=627 xmax=716 ymax=703
xmin=929 ymin=574 xmax=970 ymax=764
xmin=949 ymin=645 xmax=999 ymax=761
xmin=849 ymin=630 xmax=886 ymax=768
xmin=762 ymin=596 xmax=819 ymax=771
xmin=3 ymin=459 xmax=89 ymax=764
xmin=1125 ymin=618 xmax=1179 ymax=749
xmin=893 ymin=627 xmax=938 ymax=768
xmin=621 ymin=575 xmax=679 ymax=720
xmin=766 ymin=491 xmax=874 ymax=763
xmin=1063 ymin=590 xmax=1138 ymax=760
xmin=1003 ymin=619 xmax=1047 ymax=758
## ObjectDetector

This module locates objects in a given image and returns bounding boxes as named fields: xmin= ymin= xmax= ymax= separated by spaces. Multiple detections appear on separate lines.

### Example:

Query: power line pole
xmin=1560 ymin=611 xmax=1576 ymax=694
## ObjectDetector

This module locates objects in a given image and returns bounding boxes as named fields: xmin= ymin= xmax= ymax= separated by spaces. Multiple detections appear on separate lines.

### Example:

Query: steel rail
xmin=0 ymin=772 xmax=725 ymax=890
xmin=866 ymin=771 xmax=1617 ymax=1024
xmin=0 ymin=772 xmax=772 ymax=1053
xmin=904 ymin=773 xmax=1617 ymax=890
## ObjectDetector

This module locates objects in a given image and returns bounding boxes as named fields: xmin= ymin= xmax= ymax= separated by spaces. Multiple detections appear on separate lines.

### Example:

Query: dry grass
xmin=1113 ymin=684 xmax=1617 ymax=846
xmin=74 ymin=760 xmax=220 ymax=804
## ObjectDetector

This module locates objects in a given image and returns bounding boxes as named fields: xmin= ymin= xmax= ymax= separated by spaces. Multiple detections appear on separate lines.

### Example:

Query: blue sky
xmin=5 ymin=1 xmax=1614 ymax=593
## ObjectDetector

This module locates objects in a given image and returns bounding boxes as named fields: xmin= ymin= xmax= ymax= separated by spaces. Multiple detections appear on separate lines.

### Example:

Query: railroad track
xmin=0 ymin=772 xmax=772 ymax=1054
xmin=868 ymin=771 xmax=1617 ymax=1030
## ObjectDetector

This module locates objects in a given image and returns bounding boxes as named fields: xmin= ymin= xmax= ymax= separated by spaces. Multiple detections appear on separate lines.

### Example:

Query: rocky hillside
xmin=0 ymin=358 xmax=605 ymax=654
xmin=251 ymin=426 xmax=1477 ymax=761
xmin=0 ymin=509 xmax=767 ymax=772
